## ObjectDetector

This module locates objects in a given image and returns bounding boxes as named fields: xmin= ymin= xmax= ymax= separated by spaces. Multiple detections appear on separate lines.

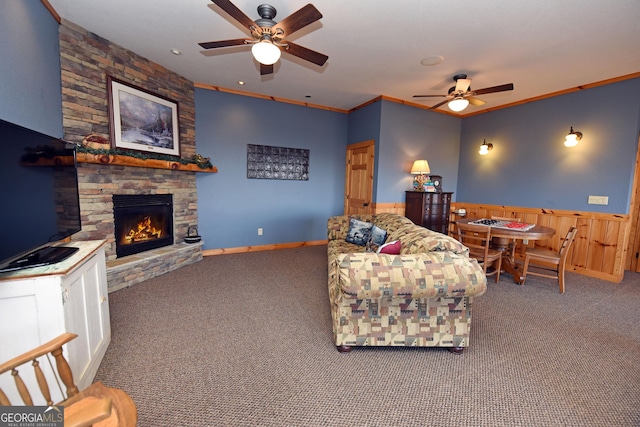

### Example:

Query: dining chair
xmin=491 ymin=215 xmax=522 ymax=262
xmin=456 ymin=222 xmax=502 ymax=282
xmin=0 ymin=333 xmax=137 ymax=427
xmin=522 ymin=226 xmax=578 ymax=293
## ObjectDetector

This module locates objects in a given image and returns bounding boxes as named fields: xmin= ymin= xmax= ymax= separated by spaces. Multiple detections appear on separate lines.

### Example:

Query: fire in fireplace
xmin=113 ymin=194 xmax=173 ymax=258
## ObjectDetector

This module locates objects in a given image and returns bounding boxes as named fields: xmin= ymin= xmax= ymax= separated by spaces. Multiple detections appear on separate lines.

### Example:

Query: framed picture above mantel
xmin=107 ymin=76 xmax=180 ymax=157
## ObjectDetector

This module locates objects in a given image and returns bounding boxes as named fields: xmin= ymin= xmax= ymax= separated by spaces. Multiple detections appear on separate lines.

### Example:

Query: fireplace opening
xmin=113 ymin=194 xmax=173 ymax=258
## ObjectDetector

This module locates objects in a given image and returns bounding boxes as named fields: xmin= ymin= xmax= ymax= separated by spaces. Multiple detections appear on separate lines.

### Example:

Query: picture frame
xmin=107 ymin=76 xmax=180 ymax=157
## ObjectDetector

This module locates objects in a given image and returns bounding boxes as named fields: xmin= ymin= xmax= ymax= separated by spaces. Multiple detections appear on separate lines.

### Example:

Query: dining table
xmin=454 ymin=217 xmax=556 ymax=284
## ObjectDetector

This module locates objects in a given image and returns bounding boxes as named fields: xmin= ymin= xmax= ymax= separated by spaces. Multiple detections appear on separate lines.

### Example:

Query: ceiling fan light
xmin=448 ymin=98 xmax=469 ymax=112
xmin=251 ymin=40 xmax=281 ymax=65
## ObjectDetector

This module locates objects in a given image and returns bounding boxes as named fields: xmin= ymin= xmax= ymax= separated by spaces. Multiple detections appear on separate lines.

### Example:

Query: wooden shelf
xmin=76 ymin=152 xmax=217 ymax=173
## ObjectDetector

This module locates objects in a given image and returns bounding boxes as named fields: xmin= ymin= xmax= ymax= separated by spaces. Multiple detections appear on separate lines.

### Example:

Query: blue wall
xmin=347 ymin=101 xmax=382 ymax=201
xmin=0 ymin=1 xmax=62 ymax=136
xmin=346 ymin=100 xmax=462 ymax=204
xmin=195 ymin=89 xmax=348 ymax=249
xmin=458 ymin=78 xmax=640 ymax=214
xmin=5 ymin=2 xmax=640 ymax=252
xmin=378 ymin=100 xmax=461 ymax=202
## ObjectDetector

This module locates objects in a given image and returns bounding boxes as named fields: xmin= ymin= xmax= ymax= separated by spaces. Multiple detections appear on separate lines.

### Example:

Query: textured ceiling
xmin=47 ymin=0 xmax=640 ymax=113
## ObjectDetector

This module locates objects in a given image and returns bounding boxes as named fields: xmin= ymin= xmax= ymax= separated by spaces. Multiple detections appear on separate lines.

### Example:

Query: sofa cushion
xmin=368 ymin=225 xmax=388 ymax=251
xmin=336 ymin=252 xmax=487 ymax=299
xmin=397 ymin=227 xmax=469 ymax=255
xmin=377 ymin=240 xmax=401 ymax=254
xmin=345 ymin=218 xmax=373 ymax=246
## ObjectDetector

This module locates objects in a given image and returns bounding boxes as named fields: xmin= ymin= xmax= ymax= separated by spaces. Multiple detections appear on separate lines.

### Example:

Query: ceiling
xmin=47 ymin=0 xmax=640 ymax=114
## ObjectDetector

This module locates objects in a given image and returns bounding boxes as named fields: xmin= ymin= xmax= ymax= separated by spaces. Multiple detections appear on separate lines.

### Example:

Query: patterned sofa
xmin=327 ymin=212 xmax=487 ymax=353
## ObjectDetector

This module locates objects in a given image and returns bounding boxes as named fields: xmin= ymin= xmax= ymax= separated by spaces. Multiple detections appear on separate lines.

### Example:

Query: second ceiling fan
xmin=198 ymin=0 xmax=328 ymax=75
xmin=414 ymin=74 xmax=514 ymax=112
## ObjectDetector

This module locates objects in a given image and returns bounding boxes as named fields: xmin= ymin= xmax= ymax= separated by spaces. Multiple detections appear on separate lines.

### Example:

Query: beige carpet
xmin=96 ymin=246 xmax=640 ymax=426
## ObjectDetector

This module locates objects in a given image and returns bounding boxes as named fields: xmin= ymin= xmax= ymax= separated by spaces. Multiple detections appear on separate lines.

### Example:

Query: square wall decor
xmin=247 ymin=144 xmax=309 ymax=180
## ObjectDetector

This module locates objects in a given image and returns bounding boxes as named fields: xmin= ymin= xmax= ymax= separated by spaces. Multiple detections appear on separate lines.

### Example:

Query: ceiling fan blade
xmin=473 ymin=83 xmax=514 ymax=96
xmin=260 ymin=63 xmax=274 ymax=75
xmin=211 ymin=0 xmax=256 ymax=31
xmin=273 ymin=4 xmax=322 ymax=36
xmin=467 ymin=96 xmax=486 ymax=106
xmin=198 ymin=38 xmax=248 ymax=49
xmin=283 ymin=42 xmax=328 ymax=66
xmin=413 ymin=94 xmax=447 ymax=98
xmin=455 ymin=78 xmax=471 ymax=93
xmin=430 ymin=100 xmax=450 ymax=110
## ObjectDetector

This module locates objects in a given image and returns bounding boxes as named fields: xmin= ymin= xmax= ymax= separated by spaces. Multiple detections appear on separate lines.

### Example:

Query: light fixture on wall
xmin=479 ymin=139 xmax=493 ymax=155
xmin=448 ymin=96 xmax=469 ymax=112
xmin=251 ymin=36 xmax=281 ymax=65
xmin=564 ymin=126 xmax=583 ymax=147
xmin=410 ymin=159 xmax=431 ymax=191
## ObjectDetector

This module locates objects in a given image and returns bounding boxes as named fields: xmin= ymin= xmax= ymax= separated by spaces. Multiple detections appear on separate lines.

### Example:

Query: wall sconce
xmin=479 ymin=139 xmax=493 ymax=155
xmin=564 ymin=126 xmax=582 ymax=147
xmin=410 ymin=159 xmax=431 ymax=191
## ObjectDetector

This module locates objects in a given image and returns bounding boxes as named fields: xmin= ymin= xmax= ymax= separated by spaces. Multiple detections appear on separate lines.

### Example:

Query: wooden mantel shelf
xmin=77 ymin=152 xmax=217 ymax=173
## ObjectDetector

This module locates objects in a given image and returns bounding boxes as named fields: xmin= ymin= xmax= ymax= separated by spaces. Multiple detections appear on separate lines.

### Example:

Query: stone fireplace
xmin=58 ymin=20 xmax=207 ymax=292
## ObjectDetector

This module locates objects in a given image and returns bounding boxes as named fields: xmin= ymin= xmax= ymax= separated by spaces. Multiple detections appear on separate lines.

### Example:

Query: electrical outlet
xmin=258 ymin=228 xmax=263 ymax=236
xmin=588 ymin=195 xmax=609 ymax=205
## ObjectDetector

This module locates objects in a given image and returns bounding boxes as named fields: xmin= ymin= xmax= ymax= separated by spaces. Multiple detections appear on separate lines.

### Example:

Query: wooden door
xmin=344 ymin=140 xmax=375 ymax=215
xmin=626 ymin=134 xmax=640 ymax=271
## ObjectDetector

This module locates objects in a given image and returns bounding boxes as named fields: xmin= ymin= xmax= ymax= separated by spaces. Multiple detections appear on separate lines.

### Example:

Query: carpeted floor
xmin=96 ymin=246 xmax=640 ymax=426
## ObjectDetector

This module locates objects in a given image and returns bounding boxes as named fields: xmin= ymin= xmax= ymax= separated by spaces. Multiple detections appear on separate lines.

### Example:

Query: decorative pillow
xmin=377 ymin=240 xmax=402 ymax=255
xmin=345 ymin=218 xmax=373 ymax=246
xmin=368 ymin=225 xmax=388 ymax=252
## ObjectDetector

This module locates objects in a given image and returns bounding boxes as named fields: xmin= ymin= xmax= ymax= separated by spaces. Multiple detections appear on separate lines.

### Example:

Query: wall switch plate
xmin=258 ymin=228 xmax=263 ymax=235
xmin=588 ymin=195 xmax=609 ymax=205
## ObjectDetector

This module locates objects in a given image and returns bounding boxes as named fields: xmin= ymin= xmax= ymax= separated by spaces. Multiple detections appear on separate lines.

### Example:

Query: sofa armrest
xmin=335 ymin=251 xmax=486 ymax=299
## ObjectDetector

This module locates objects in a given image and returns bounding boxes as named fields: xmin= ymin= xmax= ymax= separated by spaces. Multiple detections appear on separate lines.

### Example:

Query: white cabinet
xmin=0 ymin=241 xmax=110 ymax=405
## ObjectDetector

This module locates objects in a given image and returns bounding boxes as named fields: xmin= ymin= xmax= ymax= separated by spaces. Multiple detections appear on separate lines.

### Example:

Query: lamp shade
xmin=479 ymin=139 xmax=493 ymax=155
xmin=448 ymin=98 xmax=469 ymax=112
xmin=251 ymin=40 xmax=281 ymax=65
xmin=564 ymin=127 xmax=582 ymax=147
xmin=410 ymin=159 xmax=431 ymax=174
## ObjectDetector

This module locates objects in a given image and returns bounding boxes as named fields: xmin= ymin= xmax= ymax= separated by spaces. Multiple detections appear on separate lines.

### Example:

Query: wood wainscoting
xmin=374 ymin=201 xmax=628 ymax=283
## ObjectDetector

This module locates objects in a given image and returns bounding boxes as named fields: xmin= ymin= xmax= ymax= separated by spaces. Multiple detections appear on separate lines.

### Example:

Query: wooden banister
xmin=0 ymin=333 xmax=77 ymax=374
xmin=0 ymin=333 xmax=78 ymax=405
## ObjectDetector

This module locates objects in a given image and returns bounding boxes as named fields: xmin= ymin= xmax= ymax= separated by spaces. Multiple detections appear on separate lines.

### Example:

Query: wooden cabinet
xmin=0 ymin=241 xmax=110 ymax=405
xmin=405 ymin=191 xmax=453 ymax=234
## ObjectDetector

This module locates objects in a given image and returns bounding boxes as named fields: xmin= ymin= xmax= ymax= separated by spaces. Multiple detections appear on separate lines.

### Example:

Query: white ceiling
xmin=47 ymin=0 xmax=640 ymax=113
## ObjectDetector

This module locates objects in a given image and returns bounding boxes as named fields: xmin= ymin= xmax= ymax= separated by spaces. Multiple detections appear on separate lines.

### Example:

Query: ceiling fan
xmin=198 ymin=0 xmax=328 ymax=76
xmin=413 ymin=74 xmax=514 ymax=112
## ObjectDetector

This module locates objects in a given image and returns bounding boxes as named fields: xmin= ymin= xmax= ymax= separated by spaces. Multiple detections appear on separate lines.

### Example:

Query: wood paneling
xmin=448 ymin=203 xmax=628 ymax=283
xmin=374 ymin=202 xmax=628 ymax=283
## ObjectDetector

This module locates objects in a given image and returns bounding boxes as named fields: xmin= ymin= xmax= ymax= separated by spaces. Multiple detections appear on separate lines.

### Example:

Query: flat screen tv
xmin=0 ymin=118 xmax=82 ymax=273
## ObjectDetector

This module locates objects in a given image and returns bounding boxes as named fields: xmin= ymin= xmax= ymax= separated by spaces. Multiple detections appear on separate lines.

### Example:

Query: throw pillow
xmin=377 ymin=240 xmax=402 ymax=255
xmin=368 ymin=225 xmax=388 ymax=252
xmin=345 ymin=218 xmax=373 ymax=246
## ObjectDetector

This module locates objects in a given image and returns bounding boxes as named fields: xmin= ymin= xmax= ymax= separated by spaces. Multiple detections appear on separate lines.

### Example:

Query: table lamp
xmin=410 ymin=159 xmax=431 ymax=191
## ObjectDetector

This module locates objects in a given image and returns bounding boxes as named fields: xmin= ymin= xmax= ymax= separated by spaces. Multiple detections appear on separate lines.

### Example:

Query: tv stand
xmin=0 ymin=246 xmax=79 ymax=273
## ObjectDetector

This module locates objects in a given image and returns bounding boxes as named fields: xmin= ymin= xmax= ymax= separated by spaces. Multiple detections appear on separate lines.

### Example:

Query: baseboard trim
xmin=202 ymin=240 xmax=328 ymax=256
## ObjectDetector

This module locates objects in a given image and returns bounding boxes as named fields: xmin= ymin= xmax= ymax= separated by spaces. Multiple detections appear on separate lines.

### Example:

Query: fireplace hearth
xmin=113 ymin=194 xmax=174 ymax=258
